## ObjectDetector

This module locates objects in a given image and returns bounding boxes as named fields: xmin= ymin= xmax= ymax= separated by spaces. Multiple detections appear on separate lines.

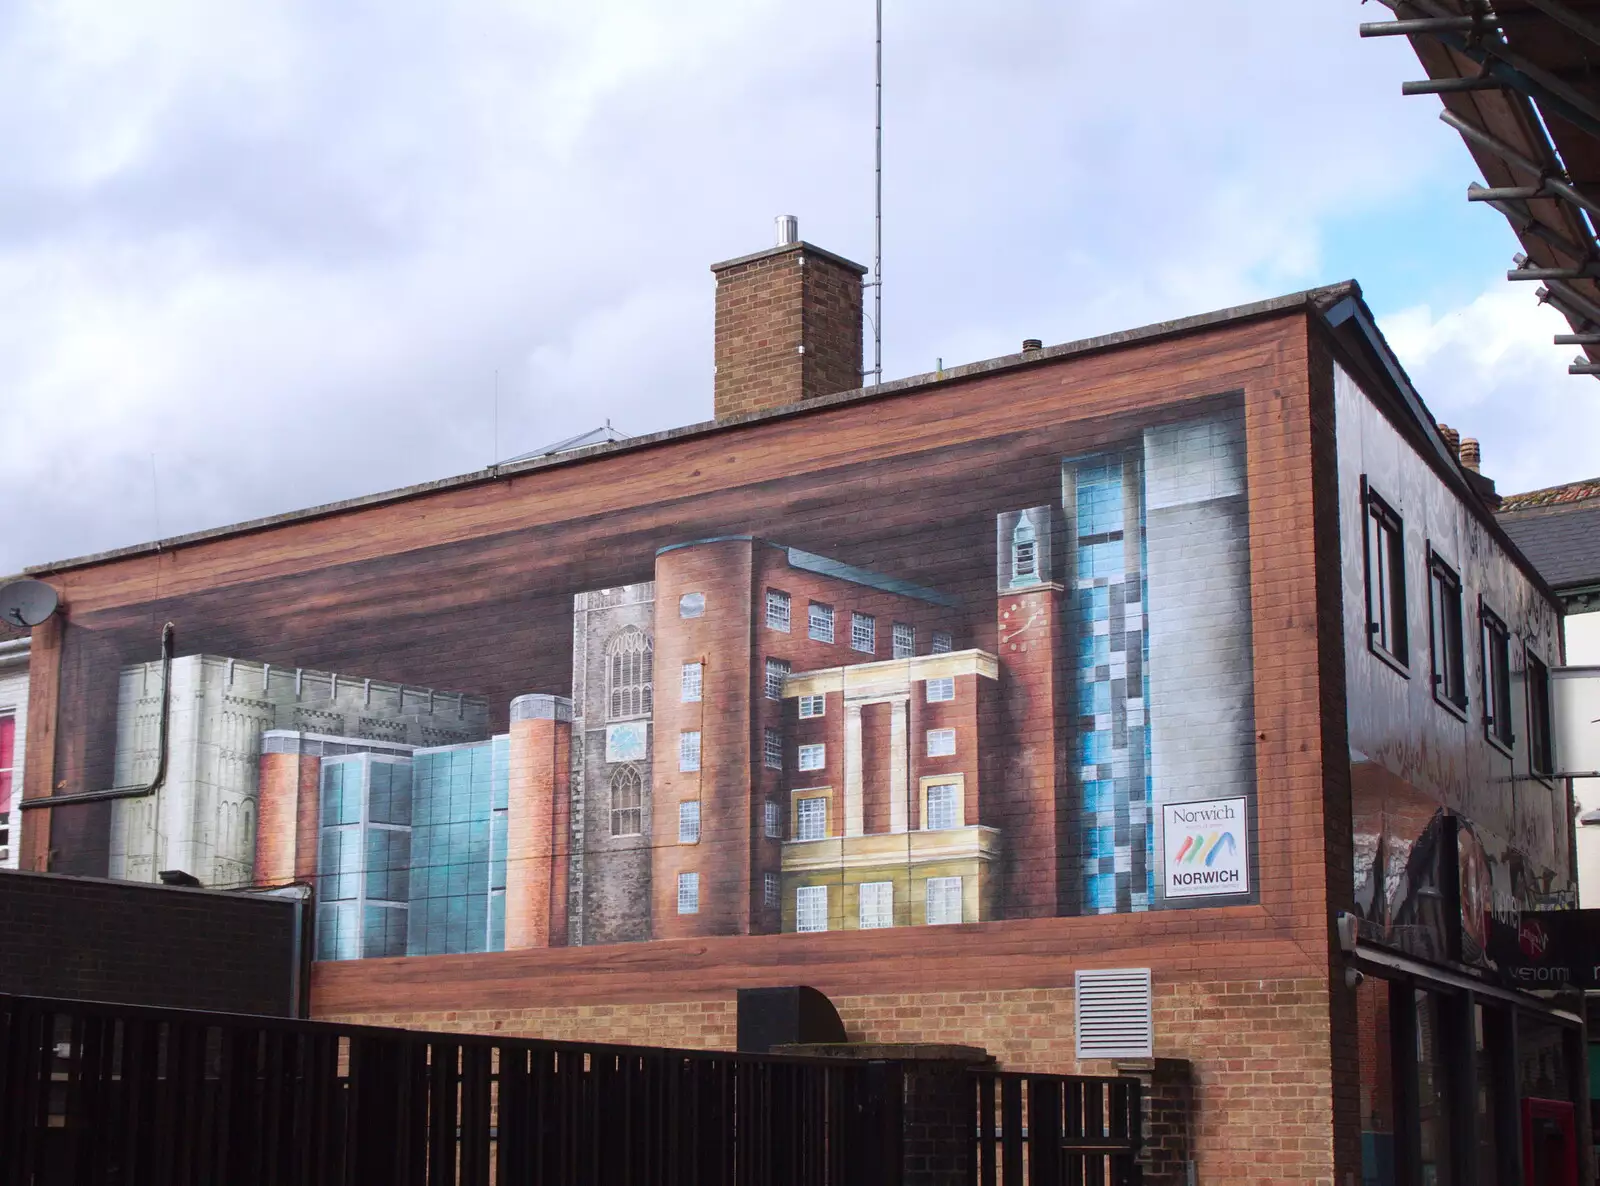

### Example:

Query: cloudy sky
xmin=1 ymin=0 xmax=1594 ymax=576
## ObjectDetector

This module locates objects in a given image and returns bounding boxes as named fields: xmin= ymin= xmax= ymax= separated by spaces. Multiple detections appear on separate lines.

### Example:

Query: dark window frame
xmin=1526 ymin=646 xmax=1554 ymax=780
xmin=1362 ymin=480 xmax=1409 ymax=674
xmin=1426 ymin=546 xmax=1467 ymax=718
xmin=1480 ymin=601 xmax=1514 ymax=756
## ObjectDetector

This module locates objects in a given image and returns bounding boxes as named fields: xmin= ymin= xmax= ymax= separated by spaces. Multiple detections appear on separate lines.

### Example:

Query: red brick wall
xmin=711 ymin=245 xmax=866 ymax=421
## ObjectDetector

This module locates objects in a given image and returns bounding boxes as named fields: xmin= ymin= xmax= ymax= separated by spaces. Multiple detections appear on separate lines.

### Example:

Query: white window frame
xmin=892 ymin=622 xmax=915 ymax=659
xmin=679 ymin=731 xmax=702 ymax=772
xmin=808 ymin=602 xmax=835 ymax=644
xmin=795 ymin=796 xmax=828 ymax=841
xmin=851 ymin=612 xmax=875 ymax=654
xmin=926 ymin=728 xmax=956 ymax=758
xmin=926 ymin=676 xmax=955 ymax=703
xmin=764 ymin=799 xmax=783 ymax=839
xmin=859 ymin=881 xmax=894 ymax=929
xmin=764 ymin=872 xmax=780 ymax=908
xmin=677 ymin=872 xmax=700 ymax=914
xmin=764 ymin=728 xmax=783 ymax=771
xmin=765 ymin=658 xmax=791 ymax=701
xmin=797 ymin=743 xmax=826 ymax=772
xmin=926 ymin=876 xmax=963 ymax=925
xmin=931 ymin=630 xmax=953 ymax=654
xmin=796 ymin=885 xmax=828 ymax=932
xmin=924 ymin=782 xmax=959 ymax=831
xmin=678 ymin=800 xmax=701 ymax=844
xmin=766 ymin=589 xmax=791 ymax=632
xmin=799 ymin=694 xmax=825 ymax=719
xmin=680 ymin=661 xmax=703 ymax=703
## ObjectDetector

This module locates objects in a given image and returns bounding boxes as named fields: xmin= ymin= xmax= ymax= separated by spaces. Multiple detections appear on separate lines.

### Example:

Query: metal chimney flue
xmin=775 ymin=215 xmax=799 ymax=247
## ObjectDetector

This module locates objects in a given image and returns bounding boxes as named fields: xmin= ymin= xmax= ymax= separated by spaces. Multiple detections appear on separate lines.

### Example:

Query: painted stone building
xmin=7 ymin=226 xmax=1584 ymax=1183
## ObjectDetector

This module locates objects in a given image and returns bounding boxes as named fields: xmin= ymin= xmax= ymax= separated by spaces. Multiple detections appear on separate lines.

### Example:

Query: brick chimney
xmin=711 ymin=217 xmax=867 ymax=421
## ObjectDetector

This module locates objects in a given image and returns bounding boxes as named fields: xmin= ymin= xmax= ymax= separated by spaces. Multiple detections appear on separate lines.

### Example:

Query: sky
xmin=1 ymin=0 xmax=1595 ymax=576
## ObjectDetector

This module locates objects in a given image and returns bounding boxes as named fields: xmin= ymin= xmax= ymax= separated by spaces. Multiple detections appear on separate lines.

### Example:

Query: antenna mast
xmin=872 ymin=0 xmax=883 ymax=386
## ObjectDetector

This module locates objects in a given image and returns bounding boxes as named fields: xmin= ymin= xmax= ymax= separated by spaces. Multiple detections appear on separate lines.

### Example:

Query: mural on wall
xmin=91 ymin=404 xmax=1262 ymax=960
xmin=1335 ymin=365 xmax=1574 ymax=967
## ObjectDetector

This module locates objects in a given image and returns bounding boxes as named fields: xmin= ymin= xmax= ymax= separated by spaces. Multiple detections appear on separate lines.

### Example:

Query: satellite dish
xmin=0 ymin=579 xmax=60 ymax=628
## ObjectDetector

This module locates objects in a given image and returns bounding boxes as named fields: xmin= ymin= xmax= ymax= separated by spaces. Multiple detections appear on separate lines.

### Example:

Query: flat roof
xmin=17 ymin=281 xmax=1356 ymax=581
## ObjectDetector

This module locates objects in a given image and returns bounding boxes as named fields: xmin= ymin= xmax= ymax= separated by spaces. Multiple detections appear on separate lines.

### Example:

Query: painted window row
xmin=793 ymin=876 xmax=965 ymax=931
xmin=1362 ymin=480 xmax=1554 ymax=776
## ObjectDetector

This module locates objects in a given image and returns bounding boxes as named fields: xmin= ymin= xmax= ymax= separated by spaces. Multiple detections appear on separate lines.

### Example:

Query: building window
xmin=679 ymin=731 xmax=701 ymax=772
xmin=764 ymin=799 xmax=783 ymax=839
xmin=0 ymin=713 xmax=14 ymax=853
xmin=925 ymin=782 xmax=959 ymax=830
xmin=677 ymin=872 xmax=699 ymax=914
xmin=678 ymin=800 xmax=701 ymax=844
xmin=926 ymin=728 xmax=956 ymax=758
xmin=1528 ymin=649 xmax=1554 ymax=777
xmin=609 ymin=765 xmax=643 ymax=837
xmin=606 ymin=627 xmax=654 ymax=720
xmin=796 ymin=796 xmax=828 ymax=841
xmin=798 ymin=743 xmax=826 ymax=772
xmin=1363 ymin=485 xmax=1408 ymax=667
xmin=764 ymin=872 xmax=779 ymax=908
xmin=681 ymin=661 xmax=703 ymax=703
xmin=892 ymin=622 xmax=915 ymax=659
xmin=859 ymin=881 xmax=894 ymax=929
xmin=765 ymin=657 xmax=791 ymax=701
xmin=1482 ymin=605 xmax=1514 ymax=750
xmin=926 ymin=876 xmax=963 ymax=925
xmin=679 ymin=592 xmax=705 ymax=618
xmin=926 ymin=676 xmax=954 ymax=703
xmin=796 ymin=885 xmax=828 ymax=932
xmin=931 ymin=630 xmax=953 ymax=654
xmin=766 ymin=589 xmax=791 ymax=632
xmin=808 ymin=602 xmax=835 ymax=643
xmin=1012 ymin=512 xmax=1039 ymax=584
xmin=851 ymin=612 xmax=876 ymax=654
xmin=1428 ymin=554 xmax=1466 ymax=711
xmin=799 ymin=694 xmax=826 ymax=718
xmin=764 ymin=728 xmax=783 ymax=771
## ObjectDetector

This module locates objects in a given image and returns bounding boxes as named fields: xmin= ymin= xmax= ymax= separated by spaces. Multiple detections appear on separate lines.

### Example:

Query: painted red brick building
xmin=9 ymin=226 xmax=1585 ymax=1183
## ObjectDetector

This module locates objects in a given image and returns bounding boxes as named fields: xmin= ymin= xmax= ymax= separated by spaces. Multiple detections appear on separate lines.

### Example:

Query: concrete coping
xmin=510 ymin=693 xmax=573 ymax=723
xmin=772 ymin=1042 xmax=995 ymax=1065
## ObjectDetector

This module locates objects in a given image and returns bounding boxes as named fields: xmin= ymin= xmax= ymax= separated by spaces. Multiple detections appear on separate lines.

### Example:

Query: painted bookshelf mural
xmin=97 ymin=404 xmax=1260 ymax=960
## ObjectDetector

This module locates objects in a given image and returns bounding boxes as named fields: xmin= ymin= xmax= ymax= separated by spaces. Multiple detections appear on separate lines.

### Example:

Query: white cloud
xmin=1381 ymin=289 xmax=1600 ymax=495
xmin=0 ymin=0 xmax=1571 ymax=573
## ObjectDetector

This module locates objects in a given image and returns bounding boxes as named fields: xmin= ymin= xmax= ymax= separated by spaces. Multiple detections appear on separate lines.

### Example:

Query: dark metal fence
xmin=970 ymin=1070 xmax=1142 ymax=1186
xmin=0 ymin=993 xmax=903 ymax=1186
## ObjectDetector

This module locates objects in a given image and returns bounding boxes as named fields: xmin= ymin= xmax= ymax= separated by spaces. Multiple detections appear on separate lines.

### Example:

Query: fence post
xmin=860 ymin=1059 xmax=905 ymax=1186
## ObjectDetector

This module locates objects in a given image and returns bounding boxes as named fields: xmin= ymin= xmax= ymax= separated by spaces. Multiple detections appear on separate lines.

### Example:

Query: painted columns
xmin=507 ymin=694 xmax=573 ymax=949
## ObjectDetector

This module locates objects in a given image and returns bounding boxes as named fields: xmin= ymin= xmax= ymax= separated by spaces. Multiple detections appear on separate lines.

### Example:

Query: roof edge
xmin=18 ymin=281 xmax=1350 ymax=581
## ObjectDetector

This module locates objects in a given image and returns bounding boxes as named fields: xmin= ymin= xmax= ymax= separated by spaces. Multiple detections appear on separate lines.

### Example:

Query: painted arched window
xmin=1012 ymin=512 xmax=1038 ymax=584
xmin=607 ymin=627 xmax=653 ymax=720
xmin=610 ymin=765 xmax=643 ymax=837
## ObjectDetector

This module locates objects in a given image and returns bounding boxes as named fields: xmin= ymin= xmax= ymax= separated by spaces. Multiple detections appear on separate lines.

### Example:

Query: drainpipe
xmin=19 ymin=622 xmax=176 ymax=811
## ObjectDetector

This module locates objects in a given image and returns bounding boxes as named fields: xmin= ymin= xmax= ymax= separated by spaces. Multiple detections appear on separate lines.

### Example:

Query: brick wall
xmin=0 ymin=867 xmax=302 ymax=1015
xmin=711 ymin=242 xmax=865 ymax=421
xmin=321 ymin=974 xmax=1335 ymax=1185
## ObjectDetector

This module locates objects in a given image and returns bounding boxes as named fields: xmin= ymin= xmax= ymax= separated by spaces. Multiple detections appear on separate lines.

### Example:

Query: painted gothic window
xmin=610 ymin=765 xmax=643 ymax=836
xmin=606 ymin=627 xmax=653 ymax=720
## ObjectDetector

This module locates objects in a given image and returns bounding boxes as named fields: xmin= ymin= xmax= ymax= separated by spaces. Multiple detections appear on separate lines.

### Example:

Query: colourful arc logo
xmin=1174 ymin=831 xmax=1237 ymax=866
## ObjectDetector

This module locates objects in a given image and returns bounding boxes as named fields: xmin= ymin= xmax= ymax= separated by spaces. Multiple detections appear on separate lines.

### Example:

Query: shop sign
xmin=1486 ymin=910 xmax=1600 ymax=989
xmin=1162 ymin=797 xmax=1249 ymax=898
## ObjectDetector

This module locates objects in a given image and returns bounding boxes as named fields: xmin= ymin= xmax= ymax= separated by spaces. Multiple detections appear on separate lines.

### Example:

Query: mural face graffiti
xmin=89 ymin=401 xmax=1262 ymax=959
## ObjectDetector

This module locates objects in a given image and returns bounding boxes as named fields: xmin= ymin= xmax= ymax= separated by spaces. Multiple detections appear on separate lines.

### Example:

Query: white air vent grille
xmin=1075 ymin=968 xmax=1153 ymax=1060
